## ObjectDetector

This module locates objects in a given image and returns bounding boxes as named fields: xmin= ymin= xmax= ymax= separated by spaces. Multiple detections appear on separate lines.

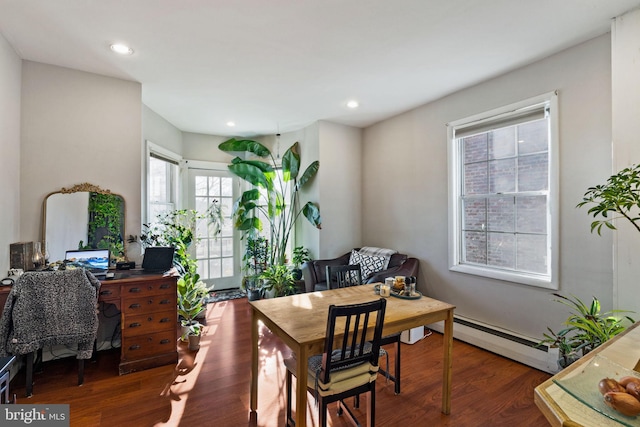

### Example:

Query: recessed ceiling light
xmin=226 ymin=121 xmax=236 ymax=127
xmin=110 ymin=43 xmax=134 ymax=55
xmin=346 ymin=100 xmax=359 ymax=109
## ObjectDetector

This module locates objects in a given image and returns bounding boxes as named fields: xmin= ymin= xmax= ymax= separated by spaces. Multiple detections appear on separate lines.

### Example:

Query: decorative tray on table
xmin=553 ymin=354 xmax=640 ymax=427
xmin=390 ymin=290 xmax=422 ymax=300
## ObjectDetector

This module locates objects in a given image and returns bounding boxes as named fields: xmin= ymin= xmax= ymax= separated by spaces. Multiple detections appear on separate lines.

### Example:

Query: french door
xmin=188 ymin=167 xmax=240 ymax=290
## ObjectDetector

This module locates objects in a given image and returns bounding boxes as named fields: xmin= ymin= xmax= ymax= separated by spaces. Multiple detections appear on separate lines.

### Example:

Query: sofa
xmin=301 ymin=248 xmax=419 ymax=293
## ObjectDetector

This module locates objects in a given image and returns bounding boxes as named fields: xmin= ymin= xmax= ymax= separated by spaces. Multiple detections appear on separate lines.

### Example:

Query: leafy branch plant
xmin=577 ymin=163 xmax=640 ymax=234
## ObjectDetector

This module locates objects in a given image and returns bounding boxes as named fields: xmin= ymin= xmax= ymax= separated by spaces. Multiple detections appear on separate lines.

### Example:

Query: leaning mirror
xmin=43 ymin=183 xmax=125 ymax=264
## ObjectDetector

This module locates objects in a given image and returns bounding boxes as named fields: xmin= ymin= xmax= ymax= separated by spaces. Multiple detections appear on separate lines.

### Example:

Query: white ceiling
xmin=1 ymin=0 xmax=640 ymax=137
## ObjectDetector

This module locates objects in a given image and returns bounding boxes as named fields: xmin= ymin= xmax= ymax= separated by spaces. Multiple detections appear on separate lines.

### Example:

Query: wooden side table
xmin=0 ymin=355 xmax=16 ymax=404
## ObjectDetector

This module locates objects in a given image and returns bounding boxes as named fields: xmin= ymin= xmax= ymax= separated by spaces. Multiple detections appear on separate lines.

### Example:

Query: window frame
xmin=145 ymin=141 xmax=181 ymax=224
xmin=447 ymin=92 xmax=559 ymax=289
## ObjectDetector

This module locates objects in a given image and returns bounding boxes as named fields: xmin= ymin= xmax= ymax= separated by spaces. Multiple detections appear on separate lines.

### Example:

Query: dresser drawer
xmin=122 ymin=280 xmax=175 ymax=298
xmin=98 ymin=284 xmax=121 ymax=301
xmin=122 ymin=309 xmax=176 ymax=337
xmin=122 ymin=295 xmax=175 ymax=315
xmin=122 ymin=330 xmax=177 ymax=361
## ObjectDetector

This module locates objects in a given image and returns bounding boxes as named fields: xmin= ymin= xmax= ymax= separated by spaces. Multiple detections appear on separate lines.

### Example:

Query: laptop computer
xmin=142 ymin=246 xmax=175 ymax=273
xmin=64 ymin=248 xmax=110 ymax=276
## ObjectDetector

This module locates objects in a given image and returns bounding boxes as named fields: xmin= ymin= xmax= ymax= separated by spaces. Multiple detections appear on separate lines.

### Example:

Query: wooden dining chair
xmin=326 ymin=264 xmax=362 ymax=288
xmin=326 ymin=264 xmax=402 ymax=395
xmin=284 ymin=298 xmax=387 ymax=427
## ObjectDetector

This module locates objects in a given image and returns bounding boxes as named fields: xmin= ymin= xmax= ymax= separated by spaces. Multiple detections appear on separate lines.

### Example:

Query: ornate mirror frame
xmin=42 ymin=183 xmax=126 ymax=264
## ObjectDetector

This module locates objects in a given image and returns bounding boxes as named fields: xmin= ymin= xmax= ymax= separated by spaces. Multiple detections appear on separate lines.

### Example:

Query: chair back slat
xmin=320 ymin=299 xmax=386 ymax=384
xmin=326 ymin=265 xmax=363 ymax=289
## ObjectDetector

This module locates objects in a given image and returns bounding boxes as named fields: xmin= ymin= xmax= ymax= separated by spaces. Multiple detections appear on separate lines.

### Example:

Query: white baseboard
xmin=428 ymin=315 xmax=559 ymax=374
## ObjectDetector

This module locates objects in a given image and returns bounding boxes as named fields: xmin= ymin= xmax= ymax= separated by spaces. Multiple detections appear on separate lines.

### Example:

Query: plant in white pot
xmin=178 ymin=281 xmax=205 ymax=343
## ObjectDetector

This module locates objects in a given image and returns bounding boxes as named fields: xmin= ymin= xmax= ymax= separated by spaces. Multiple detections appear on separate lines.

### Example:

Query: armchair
xmin=302 ymin=248 xmax=419 ymax=293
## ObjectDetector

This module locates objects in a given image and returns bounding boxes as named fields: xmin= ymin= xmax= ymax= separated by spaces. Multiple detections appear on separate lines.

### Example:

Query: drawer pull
xmin=100 ymin=290 xmax=112 ymax=296
xmin=160 ymin=299 xmax=171 ymax=305
xmin=129 ymin=303 xmax=141 ymax=309
xmin=129 ymin=287 xmax=141 ymax=293
xmin=160 ymin=317 xmax=170 ymax=323
xmin=160 ymin=283 xmax=170 ymax=289
xmin=129 ymin=345 xmax=140 ymax=351
xmin=160 ymin=339 xmax=170 ymax=344
xmin=129 ymin=322 xmax=141 ymax=328
xmin=147 ymin=317 xmax=153 ymax=321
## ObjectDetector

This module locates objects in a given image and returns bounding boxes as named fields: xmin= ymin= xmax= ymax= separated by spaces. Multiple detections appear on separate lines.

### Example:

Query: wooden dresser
xmin=0 ymin=270 xmax=178 ymax=375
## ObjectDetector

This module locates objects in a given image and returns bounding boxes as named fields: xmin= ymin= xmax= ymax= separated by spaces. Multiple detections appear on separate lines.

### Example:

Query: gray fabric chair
xmin=284 ymin=298 xmax=387 ymax=427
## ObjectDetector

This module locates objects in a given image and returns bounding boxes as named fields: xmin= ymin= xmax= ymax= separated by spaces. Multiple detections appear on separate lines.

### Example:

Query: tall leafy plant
xmin=577 ymin=163 xmax=640 ymax=234
xmin=219 ymin=138 xmax=321 ymax=267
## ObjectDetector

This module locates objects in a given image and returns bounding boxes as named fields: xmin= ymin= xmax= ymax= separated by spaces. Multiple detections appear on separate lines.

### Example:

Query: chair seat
xmin=284 ymin=347 xmax=380 ymax=397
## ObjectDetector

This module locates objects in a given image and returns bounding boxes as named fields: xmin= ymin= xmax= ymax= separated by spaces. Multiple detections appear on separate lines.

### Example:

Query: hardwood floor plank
xmin=9 ymin=298 xmax=551 ymax=426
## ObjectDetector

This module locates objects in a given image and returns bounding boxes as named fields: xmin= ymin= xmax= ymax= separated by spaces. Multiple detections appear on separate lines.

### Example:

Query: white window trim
xmin=145 ymin=140 xmax=182 ymax=223
xmin=447 ymin=91 xmax=559 ymax=290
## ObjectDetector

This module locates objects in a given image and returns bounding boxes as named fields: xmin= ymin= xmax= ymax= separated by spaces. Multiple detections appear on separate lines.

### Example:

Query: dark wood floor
xmin=9 ymin=298 xmax=551 ymax=426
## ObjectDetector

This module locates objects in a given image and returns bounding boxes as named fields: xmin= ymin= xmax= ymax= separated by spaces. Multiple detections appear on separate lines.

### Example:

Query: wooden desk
xmin=0 ymin=270 xmax=178 ymax=375
xmin=249 ymin=284 xmax=455 ymax=427
xmin=535 ymin=321 xmax=640 ymax=426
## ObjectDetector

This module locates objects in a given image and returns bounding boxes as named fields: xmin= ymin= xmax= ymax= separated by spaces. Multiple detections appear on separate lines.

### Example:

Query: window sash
xmin=447 ymin=92 xmax=558 ymax=289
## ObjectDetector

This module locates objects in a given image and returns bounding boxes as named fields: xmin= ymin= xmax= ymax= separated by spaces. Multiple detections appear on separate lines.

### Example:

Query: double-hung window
xmin=447 ymin=92 xmax=558 ymax=289
xmin=147 ymin=144 xmax=180 ymax=224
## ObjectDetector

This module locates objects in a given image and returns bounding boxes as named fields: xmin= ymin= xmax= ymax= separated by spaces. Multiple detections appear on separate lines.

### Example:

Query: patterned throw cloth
xmin=349 ymin=247 xmax=398 ymax=280
xmin=0 ymin=269 xmax=100 ymax=359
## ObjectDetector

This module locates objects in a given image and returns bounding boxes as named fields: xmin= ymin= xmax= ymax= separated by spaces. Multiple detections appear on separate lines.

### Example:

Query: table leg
xmin=295 ymin=345 xmax=309 ymax=427
xmin=250 ymin=309 xmax=259 ymax=413
xmin=442 ymin=309 xmax=453 ymax=414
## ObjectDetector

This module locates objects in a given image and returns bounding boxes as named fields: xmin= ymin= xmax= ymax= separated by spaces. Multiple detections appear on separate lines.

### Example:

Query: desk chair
xmin=0 ymin=269 xmax=100 ymax=397
xmin=285 ymin=299 xmax=387 ymax=427
xmin=326 ymin=264 xmax=402 ymax=395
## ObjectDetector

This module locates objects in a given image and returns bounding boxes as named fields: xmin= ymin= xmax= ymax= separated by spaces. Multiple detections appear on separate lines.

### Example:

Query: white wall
xmin=317 ymin=121 xmax=362 ymax=259
xmin=612 ymin=8 xmax=640 ymax=315
xmin=143 ymin=105 xmax=183 ymax=156
xmin=20 ymin=62 xmax=142 ymax=247
xmin=362 ymin=34 xmax=614 ymax=340
xmin=0 ymin=33 xmax=21 ymax=276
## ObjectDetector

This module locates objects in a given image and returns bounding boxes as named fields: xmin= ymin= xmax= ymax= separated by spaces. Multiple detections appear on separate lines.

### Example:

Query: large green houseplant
xmin=141 ymin=204 xmax=223 ymax=319
xmin=218 ymin=138 xmax=321 ymax=268
xmin=260 ymin=264 xmax=297 ymax=297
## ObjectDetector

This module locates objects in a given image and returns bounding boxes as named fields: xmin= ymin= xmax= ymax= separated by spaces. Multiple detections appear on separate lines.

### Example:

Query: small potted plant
xmin=178 ymin=281 xmax=206 ymax=342
xmin=291 ymin=246 xmax=311 ymax=280
xmin=540 ymin=293 xmax=634 ymax=370
xmin=241 ymin=236 xmax=269 ymax=301
xmin=260 ymin=264 xmax=296 ymax=298
xmin=185 ymin=322 xmax=203 ymax=351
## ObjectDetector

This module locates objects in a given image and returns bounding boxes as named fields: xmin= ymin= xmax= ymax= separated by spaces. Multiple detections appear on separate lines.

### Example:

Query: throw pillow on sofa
xmin=349 ymin=250 xmax=387 ymax=281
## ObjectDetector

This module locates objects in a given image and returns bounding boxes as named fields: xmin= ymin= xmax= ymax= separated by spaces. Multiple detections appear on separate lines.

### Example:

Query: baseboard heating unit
xmin=428 ymin=315 xmax=559 ymax=374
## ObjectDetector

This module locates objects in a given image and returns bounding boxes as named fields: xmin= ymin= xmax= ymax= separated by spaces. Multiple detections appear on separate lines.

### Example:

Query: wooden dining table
xmin=249 ymin=284 xmax=456 ymax=427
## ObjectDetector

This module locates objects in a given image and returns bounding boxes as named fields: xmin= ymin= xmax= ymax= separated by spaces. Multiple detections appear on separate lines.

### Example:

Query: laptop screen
xmin=64 ymin=249 xmax=110 ymax=275
xmin=142 ymin=246 xmax=175 ymax=272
